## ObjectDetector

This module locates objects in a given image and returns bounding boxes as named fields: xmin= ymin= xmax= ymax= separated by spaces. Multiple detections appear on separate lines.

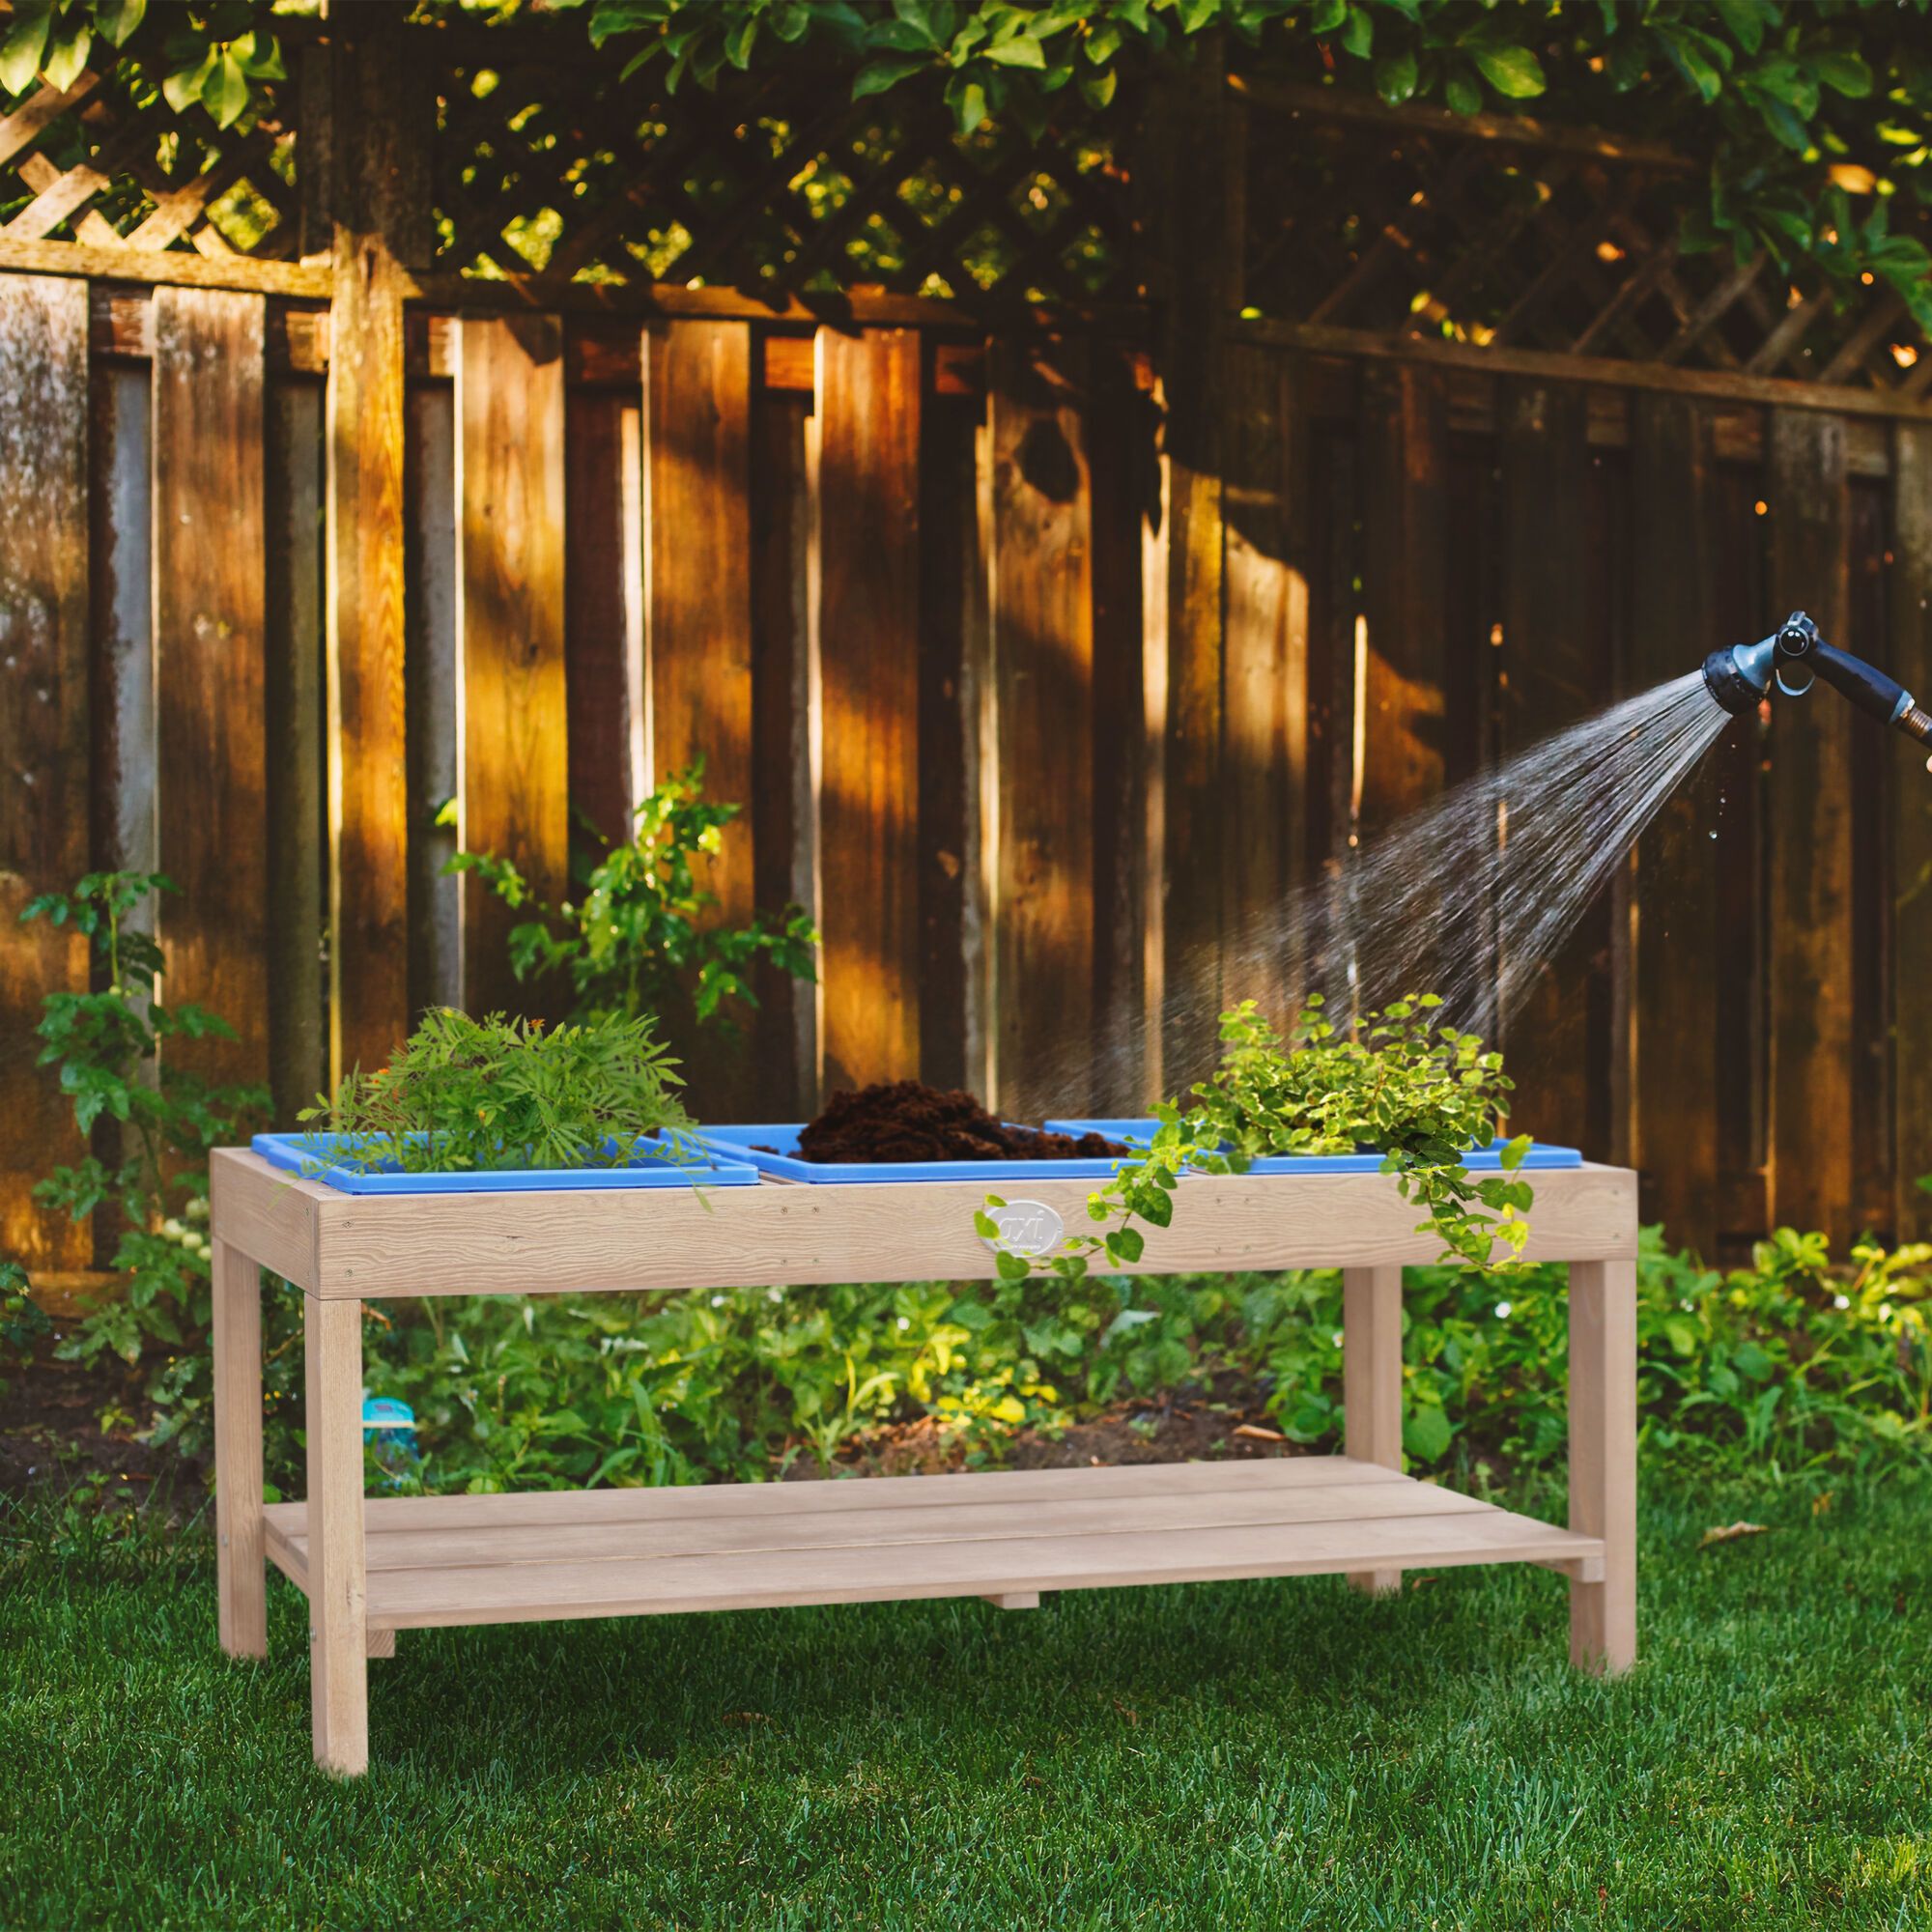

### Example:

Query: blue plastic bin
xmin=689 ymin=1123 xmax=1138 ymax=1185
xmin=251 ymin=1130 xmax=761 ymax=1195
xmin=1040 ymin=1121 xmax=1584 ymax=1175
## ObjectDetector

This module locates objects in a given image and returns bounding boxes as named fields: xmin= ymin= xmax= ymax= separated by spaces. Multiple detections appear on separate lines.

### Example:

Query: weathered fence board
xmin=991 ymin=337 xmax=1095 ymax=1117
xmin=154 ymin=285 xmax=270 ymax=1097
xmin=0 ymin=275 xmax=91 ymax=1268
xmin=1893 ymin=422 xmax=1932 ymax=1242
xmin=1629 ymin=394 xmax=1721 ymax=1255
xmin=454 ymin=312 xmax=569 ymax=1023
xmin=814 ymin=327 xmax=923 ymax=1098
xmin=1768 ymin=410 xmax=1855 ymax=1241
xmin=1500 ymin=378 xmax=1599 ymax=1152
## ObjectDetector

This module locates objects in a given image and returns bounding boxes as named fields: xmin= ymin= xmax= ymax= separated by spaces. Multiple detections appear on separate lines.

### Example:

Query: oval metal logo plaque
xmin=979 ymin=1200 xmax=1065 ymax=1259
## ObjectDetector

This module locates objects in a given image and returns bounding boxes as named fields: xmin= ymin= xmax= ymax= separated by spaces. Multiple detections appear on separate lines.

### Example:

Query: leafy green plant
xmin=303 ymin=1009 xmax=693 ymax=1176
xmin=17 ymin=872 xmax=269 ymax=1452
xmin=447 ymin=763 xmax=816 ymax=1034
xmin=983 ymin=994 xmax=1532 ymax=1295
xmin=0 ymin=1259 xmax=49 ymax=1397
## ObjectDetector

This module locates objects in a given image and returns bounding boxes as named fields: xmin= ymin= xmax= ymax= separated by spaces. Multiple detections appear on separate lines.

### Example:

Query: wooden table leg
xmin=305 ymin=1293 xmax=370 ymax=1775
xmin=1343 ymin=1264 xmax=1404 ymax=1597
xmin=1568 ymin=1258 xmax=1637 ymax=1674
xmin=213 ymin=1238 xmax=267 ymax=1659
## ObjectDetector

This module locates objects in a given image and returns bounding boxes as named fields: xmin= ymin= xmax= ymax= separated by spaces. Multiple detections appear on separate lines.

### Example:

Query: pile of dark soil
xmin=796 ymin=1080 xmax=1127 ymax=1164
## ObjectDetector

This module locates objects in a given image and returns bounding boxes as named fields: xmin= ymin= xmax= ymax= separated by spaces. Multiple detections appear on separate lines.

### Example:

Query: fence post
xmin=322 ymin=19 xmax=429 ymax=1085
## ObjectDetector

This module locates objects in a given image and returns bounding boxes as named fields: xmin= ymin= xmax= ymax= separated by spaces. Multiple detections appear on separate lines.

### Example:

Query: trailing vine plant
xmin=979 ymin=993 xmax=1534 ymax=1287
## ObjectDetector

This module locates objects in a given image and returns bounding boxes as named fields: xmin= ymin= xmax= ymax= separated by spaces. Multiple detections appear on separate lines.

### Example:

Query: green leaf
xmin=983 ymin=32 xmax=1045 ymax=69
xmin=1815 ymin=51 xmax=1873 ymax=99
xmin=1712 ymin=0 xmax=1764 ymax=56
xmin=42 ymin=23 xmax=91 ymax=94
xmin=945 ymin=73 xmax=988 ymax=132
xmin=1341 ymin=6 xmax=1372 ymax=57
xmin=1078 ymin=67 xmax=1116 ymax=108
xmin=1402 ymin=1403 xmax=1453 ymax=1463
xmin=1469 ymin=43 xmax=1545 ymax=99
xmin=162 ymin=46 xmax=215 ymax=112
xmin=1374 ymin=47 xmax=1416 ymax=103
xmin=852 ymin=52 xmax=928 ymax=98
xmin=1105 ymin=1227 xmax=1145 ymax=1264
xmin=0 ymin=7 xmax=51 ymax=97
xmin=1443 ymin=70 xmax=1481 ymax=116
xmin=96 ymin=0 xmax=146 ymax=49
xmin=1309 ymin=0 xmax=1347 ymax=32
xmin=994 ymin=1249 xmax=1031 ymax=1282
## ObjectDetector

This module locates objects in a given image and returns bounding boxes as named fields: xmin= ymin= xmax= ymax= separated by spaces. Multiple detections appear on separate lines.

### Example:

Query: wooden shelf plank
xmin=260 ymin=1459 xmax=1600 ymax=1629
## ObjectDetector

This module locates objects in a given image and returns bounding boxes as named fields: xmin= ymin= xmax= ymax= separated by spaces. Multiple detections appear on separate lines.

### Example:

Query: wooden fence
xmin=3 ymin=26 xmax=1931 ymax=1276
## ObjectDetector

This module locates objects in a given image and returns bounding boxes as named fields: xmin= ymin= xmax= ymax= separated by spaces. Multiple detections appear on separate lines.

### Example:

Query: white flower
xmin=710 ymin=1293 xmax=726 ymax=1307
xmin=896 ymin=1316 xmax=910 ymax=1330
xmin=1494 ymin=1301 xmax=1513 ymax=1320
xmin=1833 ymin=1293 xmax=1851 ymax=1310
xmin=161 ymin=1219 xmax=185 ymax=1241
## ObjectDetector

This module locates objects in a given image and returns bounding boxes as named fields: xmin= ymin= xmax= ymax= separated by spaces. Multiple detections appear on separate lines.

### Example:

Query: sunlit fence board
xmin=814 ymin=327 xmax=923 ymax=1099
xmin=0 ymin=275 xmax=91 ymax=1269
xmin=990 ymin=338 xmax=1095 ymax=1118
xmin=454 ymin=312 xmax=568 ymax=1023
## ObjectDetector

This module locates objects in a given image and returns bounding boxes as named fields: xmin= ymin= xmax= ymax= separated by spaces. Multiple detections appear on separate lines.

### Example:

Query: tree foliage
xmin=4 ymin=0 xmax=1930 ymax=323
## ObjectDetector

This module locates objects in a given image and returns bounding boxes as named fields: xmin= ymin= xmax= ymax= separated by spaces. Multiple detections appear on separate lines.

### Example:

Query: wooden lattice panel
xmin=1240 ymin=83 xmax=1932 ymax=402
xmin=0 ymin=59 xmax=298 ymax=261
xmin=433 ymin=53 xmax=1137 ymax=305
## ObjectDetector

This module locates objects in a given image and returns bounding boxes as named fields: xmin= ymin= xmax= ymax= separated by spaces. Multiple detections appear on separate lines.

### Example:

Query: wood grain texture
xmin=1088 ymin=345 xmax=1155 ymax=1114
xmin=1359 ymin=361 xmax=1450 ymax=841
xmin=1768 ymin=410 xmax=1854 ymax=1243
xmin=563 ymin=382 xmax=637 ymax=849
xmin=456 ymin=312 xmax=569 ymax=1021
xmin=815 ymin=327 xmax=922 ymax=1094
xmin=990 ymin=337 xmax=1094 ymax=1116
xmin=1342 ymin=1264 xmax=1403 ymax=1595
xmin=213 ymin=1237 xmax=267 ymax=1659
xmin=207 ymin=1149 xmax=1637 ymax=1299
xmin=304 ymin=1292 xmax=368 ymax=1776
xmin=1568 ymin=1257 xmax=1637 ymax=1674
xmin=266 ymin=382 xmax=327 ymax=1124
xmin=1893 ymin=423 xmax=1932 ymax=1241
xmin=0 ymin=274 xmax=91 ymax=1270
xmin=324 ymin=26 xmax=425 ymax=1086
xmin=1221 ymin=344 xmax=1309 ymax=1031
xmin=1629 ymin=394 xmax=1720 ymax=1256
xmin=257 ymin=1457 xmax=1599 ymax=1630
xmin=154 ymin=286 xmax=270 ymax=1095
xmin=647 ymin=319 xmax=757 ymax=1115
xmin=209 ymin=1148 xmax=326 ymax=1289
xmin=1500 ymin=380 xmax=1600 ymax=1151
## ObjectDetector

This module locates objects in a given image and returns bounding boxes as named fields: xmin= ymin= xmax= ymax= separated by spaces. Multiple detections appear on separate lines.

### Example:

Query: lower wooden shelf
xmin=262 ymin=1457 xmax=1602 ymax=1631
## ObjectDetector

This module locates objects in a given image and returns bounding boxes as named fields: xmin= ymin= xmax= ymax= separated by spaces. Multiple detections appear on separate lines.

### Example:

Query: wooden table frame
xmin=209 ymin=1148 xmax=1639 ymax=1778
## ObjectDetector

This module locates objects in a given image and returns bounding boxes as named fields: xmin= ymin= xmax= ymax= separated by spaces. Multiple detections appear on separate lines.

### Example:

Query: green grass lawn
xmin=3 ymin=1475 xmax=1929 ymax=1931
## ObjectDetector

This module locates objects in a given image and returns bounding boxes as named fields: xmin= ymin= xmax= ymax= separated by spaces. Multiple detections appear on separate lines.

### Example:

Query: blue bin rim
xmin=1040 ymin=1120 xmax=1583 ymax=1173
xmin=687 ymin=1122 xmax=1139 ymax=1185
xmin=251 ymin=1128 xmax=761 ymax=1194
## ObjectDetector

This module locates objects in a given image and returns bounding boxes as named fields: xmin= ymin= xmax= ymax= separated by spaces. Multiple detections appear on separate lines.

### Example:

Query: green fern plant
xmin=303 ymin=1009 xmax=693 ymax=1175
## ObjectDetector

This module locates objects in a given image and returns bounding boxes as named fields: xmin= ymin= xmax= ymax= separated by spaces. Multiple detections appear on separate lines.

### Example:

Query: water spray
xmin=1703 ymin=611 xmax=1932 ymax=763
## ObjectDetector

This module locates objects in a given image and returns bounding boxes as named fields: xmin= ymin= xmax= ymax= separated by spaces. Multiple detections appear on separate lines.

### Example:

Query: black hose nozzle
xmin=1703 ymin=610 xmax=1932 ymax=751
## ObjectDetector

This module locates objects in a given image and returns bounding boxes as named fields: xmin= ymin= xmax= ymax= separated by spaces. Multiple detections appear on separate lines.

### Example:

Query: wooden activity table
xmin=209 ymin=1147 xmax=1639 ymax=1776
